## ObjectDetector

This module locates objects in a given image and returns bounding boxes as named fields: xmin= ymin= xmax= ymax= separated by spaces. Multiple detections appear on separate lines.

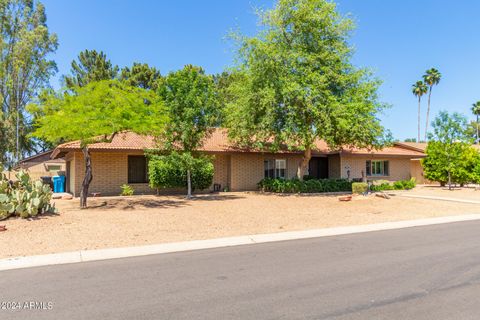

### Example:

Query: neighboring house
xmin=51 ymin=129 xmax=425 ymax=197
xmin=13 ymin=151 xmax=66 ymax=181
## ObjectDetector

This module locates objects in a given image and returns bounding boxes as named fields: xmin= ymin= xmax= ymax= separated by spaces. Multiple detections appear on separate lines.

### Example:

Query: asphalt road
xmin=2 ymin=220 xmax=480 ymax=320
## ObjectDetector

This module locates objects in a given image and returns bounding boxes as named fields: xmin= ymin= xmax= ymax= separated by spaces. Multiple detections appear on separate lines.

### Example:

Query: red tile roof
xmin=51 ymin=128 xmax=425 ymax=158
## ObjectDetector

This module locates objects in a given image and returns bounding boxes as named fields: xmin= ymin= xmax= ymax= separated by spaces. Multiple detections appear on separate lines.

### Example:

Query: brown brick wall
xmin=68 ymin=150 xmax=417 ymax=196
xmin=328 ymin=154 xmax=341 ymax=178
xmin=340 ymin=155 xmax=412 ymax=181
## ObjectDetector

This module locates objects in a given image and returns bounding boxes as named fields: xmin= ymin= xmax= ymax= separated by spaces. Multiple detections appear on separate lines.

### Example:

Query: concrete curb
xmin=394 ymin=194 xmax=480 ymax=204
xmin=1 ymin=214 xmax=480 ymax=272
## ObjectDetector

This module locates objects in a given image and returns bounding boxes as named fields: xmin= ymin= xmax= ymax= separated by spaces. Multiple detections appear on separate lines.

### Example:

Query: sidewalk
xmin=2 ymin=213 xmax=480 ymax=272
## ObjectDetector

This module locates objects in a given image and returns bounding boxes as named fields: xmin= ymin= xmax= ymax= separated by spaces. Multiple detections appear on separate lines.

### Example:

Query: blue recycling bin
xmin=52 ymin=176 xmax=65 ymax=193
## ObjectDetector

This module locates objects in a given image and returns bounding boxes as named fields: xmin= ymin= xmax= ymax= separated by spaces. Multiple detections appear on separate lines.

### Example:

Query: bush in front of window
xmin=258 ymin=178 xmax=352 ymax=193
xmin=148 ymin=153 xmax=214 ymax=191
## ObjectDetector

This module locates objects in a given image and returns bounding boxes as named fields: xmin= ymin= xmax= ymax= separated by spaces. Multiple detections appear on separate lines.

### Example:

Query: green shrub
xmin=120 ymin=184 xmax=134 ymax=196
xmin=0 ymin=170 xmax=55 ymax=220
xmin=392 ymin=178 xmax=416 ymax=190
xmin=352 ymin=182 xmax=368 ymax=194
xmin=258 ymin=178 xmax=352 ymax=193
xmin=148 ymin=152 xmax=214 ymax=191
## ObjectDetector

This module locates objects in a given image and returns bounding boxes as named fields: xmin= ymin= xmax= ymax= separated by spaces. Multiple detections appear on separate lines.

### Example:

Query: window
xmin=264 ymin=160 xmax=275 ymax=178
xmin=264 ymin=159 xmax=287 ymax=179
xmin=366 ymin=160 xmax=389 ymax=176
xmin=47 ymin=165 xmax=61 ymax=172
xmin=275 ymin=159 xmax=286 ymax=179
xmin=128 ymin=156 xmax=148 ymax=183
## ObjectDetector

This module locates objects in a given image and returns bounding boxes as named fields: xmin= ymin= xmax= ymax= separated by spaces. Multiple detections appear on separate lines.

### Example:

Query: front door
xmin=308 ymin=157 xmax=329 ymax=179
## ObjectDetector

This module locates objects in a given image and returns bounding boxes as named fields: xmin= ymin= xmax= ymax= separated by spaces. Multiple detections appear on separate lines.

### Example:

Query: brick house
xmin=51 ymin=129 xmax=426 ymax=197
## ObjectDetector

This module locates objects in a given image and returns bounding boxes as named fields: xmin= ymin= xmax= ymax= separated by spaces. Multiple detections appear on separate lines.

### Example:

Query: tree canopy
xmin=422 ymin=111 xmax=478 ymax=188
xmin=63 ymin=49 xmax=119 ymax=88
xmin=155 ymin=64 xmax=220 ymax=197
xmin=120 ymin=62 xmax=161 ymax=91
xmin=0 ymin=0 xmax=58 ymax=166
xmin=224 ymin=0 xmax=388 ymax=178
xmin=29 ymin=80 xmax=167 ymax=207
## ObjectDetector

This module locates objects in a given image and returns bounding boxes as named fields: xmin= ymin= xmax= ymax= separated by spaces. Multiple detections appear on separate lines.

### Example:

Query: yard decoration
xmin=225 ymin=0 xmax=390 ymax=180
xmin=0 ymin=225 xmax=6 ymax=231
xmin=29 ymin=80 xmax=167 ymax=208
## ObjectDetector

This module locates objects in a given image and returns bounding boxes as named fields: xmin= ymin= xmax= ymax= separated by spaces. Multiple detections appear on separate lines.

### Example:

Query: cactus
xmin=0 ymin=170 xmax=56 ymax=220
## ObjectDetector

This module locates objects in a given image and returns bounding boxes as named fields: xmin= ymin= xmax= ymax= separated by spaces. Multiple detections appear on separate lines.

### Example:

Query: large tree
xmin=0 ymin=0 xmax=58 ymax=166
xmin=120 ymin=62 xmax=161 ymax=91
xmin=412 ymin=80 xmax=428 ymax=143
xmin=29 ymin=80 xmax=167 ymax=208
xmin=63 ymin=49 xmax=118 ymax=88
xmin=423 ymin=111 xmax=474 ymax=189
xmin=422 ymin=68 xmax=441 ymax=141
xmin=157 ymin=65 xmax=220 ymax=197
xmin=225 ymin=0 xmax=388 ymax=179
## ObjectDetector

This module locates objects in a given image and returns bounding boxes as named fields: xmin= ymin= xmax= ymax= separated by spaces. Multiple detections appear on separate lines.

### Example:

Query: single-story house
xmin=8 ymin=150 xmax=66 ymax=181
xmin=51 ymin=129 xmax=426 ymax=197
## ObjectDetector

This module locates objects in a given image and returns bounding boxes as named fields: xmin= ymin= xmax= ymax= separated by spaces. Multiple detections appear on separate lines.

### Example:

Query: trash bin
xmin=40 ymin=176 xmax=53 ymax=191
xmin=52 ymin=176 xmax=65 ymax=193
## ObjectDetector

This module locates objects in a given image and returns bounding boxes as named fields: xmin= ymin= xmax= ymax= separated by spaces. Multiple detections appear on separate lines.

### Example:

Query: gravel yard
xmin=1 ymin=190 xmax=479 ymax=258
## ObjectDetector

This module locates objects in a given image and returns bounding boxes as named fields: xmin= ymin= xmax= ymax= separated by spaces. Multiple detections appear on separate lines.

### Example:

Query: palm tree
xmin=412 ymin=81 xmax=428 ymax=142
xmin=472 ymin=101 xmax=480 ymax=144
xmin=423 ymin=68 xmax=441 ymax=141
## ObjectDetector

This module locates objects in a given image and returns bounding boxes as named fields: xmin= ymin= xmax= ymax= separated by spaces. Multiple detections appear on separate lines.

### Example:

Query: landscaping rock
xmin=0 ymin=225 xmax=6 ymax=232
xmin=61 ymin=194 xmax=73 ymax=200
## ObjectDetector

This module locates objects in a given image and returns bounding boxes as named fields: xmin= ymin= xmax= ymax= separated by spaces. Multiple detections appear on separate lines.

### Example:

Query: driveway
xmin=2 ymin=220 xmax=480 ymax=319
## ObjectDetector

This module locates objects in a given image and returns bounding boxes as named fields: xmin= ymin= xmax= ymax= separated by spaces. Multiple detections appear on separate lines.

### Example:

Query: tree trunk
xmin=417 ymin=96 xmax=421 ymax=143
xmin=186 ymin=169 xmax=192 ymax=198
xmin=80 ymin=146 xmax=93 ymax=209
xmin=476 ymin=115 xmax=479 ymax=145
xmin=297 ymin=147 xmax=312 ymax=180
xmin=447 ymin=170 xmax=452 ymax=191
xmin=424 ymin=87 xmax=432 ymax=142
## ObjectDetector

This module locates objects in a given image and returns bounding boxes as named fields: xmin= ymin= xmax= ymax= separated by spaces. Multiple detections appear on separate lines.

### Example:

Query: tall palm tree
xmin=423 ymin=68 xmax=441 ymax=141
xmin=472 ymin=101 xmax=480 ymax=144
xmin=412 ymin=81 xmax=428 ymax=142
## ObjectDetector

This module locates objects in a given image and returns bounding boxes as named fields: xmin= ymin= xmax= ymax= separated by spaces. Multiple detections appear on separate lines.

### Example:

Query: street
xmin=2 ymin=220 xmax=480 ymax=319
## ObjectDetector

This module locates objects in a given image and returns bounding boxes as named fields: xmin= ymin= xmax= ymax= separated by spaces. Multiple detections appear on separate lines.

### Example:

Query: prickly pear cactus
xmin=0 ymin=170 xmax=56 ymax=220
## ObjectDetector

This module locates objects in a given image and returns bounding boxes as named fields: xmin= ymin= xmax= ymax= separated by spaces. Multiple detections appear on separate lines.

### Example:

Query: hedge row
xmin=369 ymin=178 xmax=416 ymax=191
xmin=258 ymin=178 xmax=353 ymax=193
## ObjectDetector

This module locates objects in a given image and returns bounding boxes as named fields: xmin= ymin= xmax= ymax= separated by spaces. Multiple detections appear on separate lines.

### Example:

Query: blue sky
xmin=42 ymin=0 xmax=480 ymax=141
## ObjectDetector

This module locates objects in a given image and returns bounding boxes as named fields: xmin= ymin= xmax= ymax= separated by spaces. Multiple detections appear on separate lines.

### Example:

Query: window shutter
xmin=384 ymin=161 xmax=389 ymax=176
xmin=366 ymin=160 xmax=371 ymax=176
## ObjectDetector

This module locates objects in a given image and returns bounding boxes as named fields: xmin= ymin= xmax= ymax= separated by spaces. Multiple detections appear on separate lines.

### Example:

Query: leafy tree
xmin=148 ymin=152 xmax=214 ymax=192
xmin=412 ymin=81 xmax=428 ymax=143
xmin=120 ymin=62 xmax=161 ymax=90
xmin=404 ymin=138 xmax=417 ymax=142
xmin=0 ymin=0 xmax=58 ymax=165
xmin=422 ymin=111 xmax=475 ymax=189
xmin=157 ymin=65 xmax=220 ymax=197
xmin=422 ymin=68 xmax=441 ymax=141
xmin=29 ymin=80 xmax=167 ymax=208
xmin=225 ymin=0 xmax=388 ymax=179
xmin=63 ymin=49 xmax=118 ymax=88
xmin=472 ymin=101 xmax=480 ymax=144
